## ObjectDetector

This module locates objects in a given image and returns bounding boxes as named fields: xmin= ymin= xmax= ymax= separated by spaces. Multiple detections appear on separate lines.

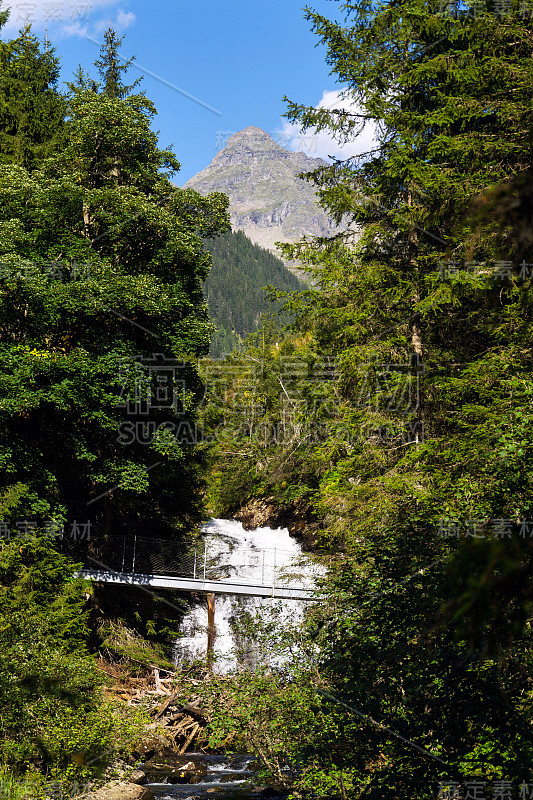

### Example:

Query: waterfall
xmin=173 ymin=518 xmax=320 ymax=673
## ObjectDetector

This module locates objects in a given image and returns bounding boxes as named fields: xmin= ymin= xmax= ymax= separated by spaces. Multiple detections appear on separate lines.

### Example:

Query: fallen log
xmin=154 ymin=692 xmax=179 ymax=720
xmin=176 ymin=703 xmax=208 ymax=720
xmin=174 ymin=719 xmax=196 ymax=736
xmin=179 ymin=722 xmax=201 ymax=755
xmin=169 ymin=716 xmax=194 ymax=736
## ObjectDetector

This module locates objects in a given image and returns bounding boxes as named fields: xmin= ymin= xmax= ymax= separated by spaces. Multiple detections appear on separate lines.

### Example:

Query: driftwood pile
xmin=100 ymin=662 xmax=209 ymax=755
xmin=101 ymin=664 xmax=177 ymax=703
xmin=151 ymin=690 xmax=208 ymax=754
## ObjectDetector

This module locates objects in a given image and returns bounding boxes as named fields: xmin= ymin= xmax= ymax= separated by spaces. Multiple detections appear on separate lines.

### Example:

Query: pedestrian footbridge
xmin=67 ymin=534 xmax=321 ymax=602
xmin=79 ymin=567 xmax=316 ymax=600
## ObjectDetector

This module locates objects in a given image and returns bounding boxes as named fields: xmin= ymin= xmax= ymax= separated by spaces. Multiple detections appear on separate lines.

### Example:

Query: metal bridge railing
xmin=61 ymin=534 xmax=316 ymax=590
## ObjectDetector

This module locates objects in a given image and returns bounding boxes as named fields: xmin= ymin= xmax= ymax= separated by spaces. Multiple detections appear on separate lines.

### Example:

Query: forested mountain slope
xmin=204 ymin=230 xmax=302 ymax=357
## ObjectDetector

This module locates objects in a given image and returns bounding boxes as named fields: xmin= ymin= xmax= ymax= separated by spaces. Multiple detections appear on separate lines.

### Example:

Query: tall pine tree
xmin=0 ymin=20 xmax=64 ymax=170
xmin=94 ymin=26 xmax=142 ymax=99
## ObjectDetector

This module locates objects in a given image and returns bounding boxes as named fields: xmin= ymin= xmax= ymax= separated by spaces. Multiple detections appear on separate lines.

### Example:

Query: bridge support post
xmin=206 ymin=592 xmax=216 ymax=671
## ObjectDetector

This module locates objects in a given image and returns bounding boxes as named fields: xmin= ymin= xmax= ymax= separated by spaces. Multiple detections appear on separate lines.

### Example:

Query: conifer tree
xmin=0 ymin=22 xmax=64 ymax=170
xmin=94 ymin=26 xmax=141 ymax=99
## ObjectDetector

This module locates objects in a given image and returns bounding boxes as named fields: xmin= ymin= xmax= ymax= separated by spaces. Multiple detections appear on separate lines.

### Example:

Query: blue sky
xmin=2 ymin=0 xmax=376 ymax=184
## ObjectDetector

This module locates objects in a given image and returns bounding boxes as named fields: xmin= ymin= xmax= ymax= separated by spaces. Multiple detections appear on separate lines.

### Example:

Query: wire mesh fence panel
xmin=59 ymin=534 xmax=314 ymax=588
xmin=59 ymin=535 xmax=131 ymax=573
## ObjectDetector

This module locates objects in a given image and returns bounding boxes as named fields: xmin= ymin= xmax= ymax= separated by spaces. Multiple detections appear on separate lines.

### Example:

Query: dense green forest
xmin=200 ymin=0 xmax=533 ymax=796
xmin=1 ymin=0 xmax=533 ymax=797
xmin=0 ymin=13 xmax=228 ymax=796
xmin=204 ymin=229 xmax=302 ymax=357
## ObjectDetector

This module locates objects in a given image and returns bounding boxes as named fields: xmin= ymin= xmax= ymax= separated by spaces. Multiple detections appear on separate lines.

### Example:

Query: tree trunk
xmin=83 ymin=200 xmax=91 ymax=239
xmin=408 ymin=189 xmax=424 ymax=444
xmin=206 ymin=592 xmax=216 ymax=671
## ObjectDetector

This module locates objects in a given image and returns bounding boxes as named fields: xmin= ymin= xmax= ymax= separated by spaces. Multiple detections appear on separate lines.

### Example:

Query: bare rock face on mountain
xmin=184 ymin=126 xmax=339 ymax=262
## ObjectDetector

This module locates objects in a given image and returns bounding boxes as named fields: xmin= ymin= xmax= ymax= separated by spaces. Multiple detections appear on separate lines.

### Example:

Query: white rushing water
xmin=174 ymin=518 xmax=321 ymax=673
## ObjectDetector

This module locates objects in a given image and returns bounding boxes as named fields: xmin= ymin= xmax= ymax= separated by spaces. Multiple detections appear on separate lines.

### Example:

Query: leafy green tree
xmin=0 ymin=32 xmax=229 ymax=543
xmin=0 ymin=26 xmax=228 ymax=789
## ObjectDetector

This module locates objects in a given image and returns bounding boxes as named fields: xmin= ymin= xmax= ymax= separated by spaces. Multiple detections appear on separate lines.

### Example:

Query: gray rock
xmin=130 ymin=733 xmax=170 ymax=763
xmin=87 ymin=784 xmax=154 ymax=800
xmin=129 ymin=769 xmax=147 ymax=785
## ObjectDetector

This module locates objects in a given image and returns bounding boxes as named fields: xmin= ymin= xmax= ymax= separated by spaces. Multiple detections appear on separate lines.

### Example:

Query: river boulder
xmin=129 ymin=733 xmax=171 ymax=763
xmin=167 ymin=764 xmax=197 ymax=784
xmin=129 ymin=769 xmax=147 ymax=785
xmin=87 ymin=785 xmax=155 ymax=800
xmin=143 ymin=754 xmax=208 ymax=784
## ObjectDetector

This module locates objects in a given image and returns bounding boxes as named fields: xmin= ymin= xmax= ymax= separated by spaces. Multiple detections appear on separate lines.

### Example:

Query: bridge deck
xmin=79 ymin=570 xmax=319 ymax=600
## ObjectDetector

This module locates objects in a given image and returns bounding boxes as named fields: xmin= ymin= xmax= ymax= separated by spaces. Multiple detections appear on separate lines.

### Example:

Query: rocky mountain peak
xmin=184 ymin=126 xmax=340 ymax=265
xmin=227 ymin=126 xmax=276 ymax=144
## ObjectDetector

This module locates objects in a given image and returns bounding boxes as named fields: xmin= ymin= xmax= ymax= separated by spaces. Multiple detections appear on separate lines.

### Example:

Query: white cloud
xmin=60 ymin=20 xmax=88 ymax=36
xmin=275 ymin=89 xmax=378 ymax=162
xmin=2 ymin=0 xmax=134 ymax=37
xmin=115 ymin=8 xmax=133 ymax=28
xmin=93 ymin=7 xmax=134 ymax=33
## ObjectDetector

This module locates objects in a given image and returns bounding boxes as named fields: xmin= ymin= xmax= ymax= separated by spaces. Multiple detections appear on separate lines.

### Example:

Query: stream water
xmin=147 ymin=752 xmax=266 ymax=800
xmin=173 ymin=518 xmax=321 ymax=673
